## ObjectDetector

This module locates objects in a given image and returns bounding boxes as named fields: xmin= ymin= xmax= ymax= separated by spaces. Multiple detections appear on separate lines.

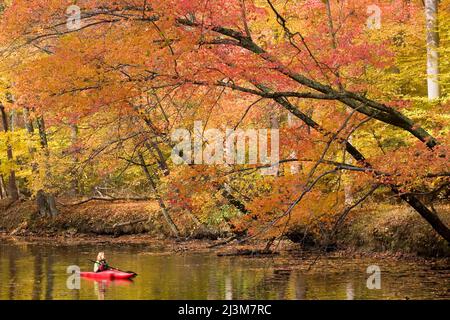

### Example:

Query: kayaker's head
xmin=97 ymin=252 xmax=105 ymax=261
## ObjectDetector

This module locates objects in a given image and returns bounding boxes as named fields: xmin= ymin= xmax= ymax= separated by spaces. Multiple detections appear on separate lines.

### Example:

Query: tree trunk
xmin=70 ymin=124 xmax=80 ymax=195
xmin=425 ymin=0 xmax=440 ymax=100
xmin=344 ymin=136 xmax=354 ymax=206
xmin=0 ymin=174 xmax=5 ymax=199
xmin=35 ymin=116 xmax=59 ymax=217
xmin=36 ymin=190 xmax=50 ymax=216
xmin=220 ymin=185 xmax=248 ymax=215
xmin=138 ymin=153 xmax=180 ymax=237
xmin=399 ymin=191 xmax=450 ymax=242
xmin=46 ymin=194 xmax=59 ymax=217
xmin=36 ymin=116 xmax=49 ymax=148
xmin=0 ymin=103 xmax=19 ymax=201
xmin=23 ymin=109 xmax=49 ymax=215
xmin=23 ymin=107 xmax=38 ymax=172
xmin=23 ymin=107 xmax=36 ymax=151
xmin=23 ymin=107 xmax=34 ymax=133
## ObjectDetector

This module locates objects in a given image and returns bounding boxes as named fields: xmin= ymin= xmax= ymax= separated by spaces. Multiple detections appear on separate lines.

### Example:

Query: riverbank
xmin=0 ymin=198 xmax=449 ymax=258
xmin=1 ymin=233 xmax=449 ymax=270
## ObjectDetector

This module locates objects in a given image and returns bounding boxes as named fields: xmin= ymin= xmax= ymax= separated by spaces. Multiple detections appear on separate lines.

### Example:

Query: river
xmin=0 ymin=239 xmax=448 ymax=300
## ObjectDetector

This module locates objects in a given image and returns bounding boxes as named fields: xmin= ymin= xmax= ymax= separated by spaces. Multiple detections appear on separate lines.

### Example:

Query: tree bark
xmin=23 ymin=107 xmax=38 ymax=172
xmin=36 ymin=189 xmax=50 ymax=217
xmin=35 ymin=116 xmax=59 ymax=217
xmin=425 ymin=0 xmax=440 ymax=100
xmin=0 ymin=174 xmax=5 ymax=199
xmin=138 ymin=153 xmax=180 ymax=237
xmin=70 ymin=124 xmax=80 ymax=195
xmin=23 ymin=107 xmax=34 ymax=134
xmin=0 ymin=103 xmax=19 ymax=201
xmin=220 ymin=186 xmax=248 ymax=215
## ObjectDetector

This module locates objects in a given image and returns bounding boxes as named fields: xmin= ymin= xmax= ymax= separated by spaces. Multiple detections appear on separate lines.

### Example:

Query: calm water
xmin=0 ymin=240 xmax=448 ymax=300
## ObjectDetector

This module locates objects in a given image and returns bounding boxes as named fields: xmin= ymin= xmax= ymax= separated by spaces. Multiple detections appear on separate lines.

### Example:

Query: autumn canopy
xmin=0 ymin=0 xmax=449 ymax=243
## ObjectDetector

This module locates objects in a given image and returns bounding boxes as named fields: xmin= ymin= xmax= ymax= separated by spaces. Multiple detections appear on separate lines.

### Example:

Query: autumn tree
xmin=0 ymin=0 xmax=448 ymax=241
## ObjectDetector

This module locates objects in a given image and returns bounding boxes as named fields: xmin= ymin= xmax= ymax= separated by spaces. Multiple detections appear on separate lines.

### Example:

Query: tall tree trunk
xmin=138 ymin=153 xmax=180 ymax=237
xmin=36 ymin=116 xmax=49 ymax=148
xmin=425 ymin=0 xmax=440 ymax=100
xmin=36 ymin=116 xmax=58 ymax=217
xmin=344 ymin=136 xmax=354 ymax=206
xmin=70 ymin=124 xmax=80 ymax=195
xmin=23 ymin=108 xmax=46 ymax=214
xmin=0 ymin=174 xmax=5 ymax=199
xmin=23 ymin=107 xmax=38 ymax=172
xmin=23 ymin=107 xmax=34 ymax=133
xmin=9 ymin=109 xmax=16 ymax=131
xmin=0 ymin=103 xmax=19 ymax=201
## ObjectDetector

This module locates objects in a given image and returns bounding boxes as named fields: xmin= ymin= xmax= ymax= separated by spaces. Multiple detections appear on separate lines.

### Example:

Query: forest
xmin=0 ymin=0 xmax=449 ymax=259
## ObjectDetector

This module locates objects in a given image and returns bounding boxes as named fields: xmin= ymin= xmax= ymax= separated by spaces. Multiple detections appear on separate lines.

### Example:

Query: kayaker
xmin=93 ymin=252 xmax=110 ymax=272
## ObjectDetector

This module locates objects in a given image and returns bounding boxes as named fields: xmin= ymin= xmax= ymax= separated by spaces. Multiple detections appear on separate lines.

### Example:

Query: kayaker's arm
xmin=87 ymin=259 xmax=137 ymax=275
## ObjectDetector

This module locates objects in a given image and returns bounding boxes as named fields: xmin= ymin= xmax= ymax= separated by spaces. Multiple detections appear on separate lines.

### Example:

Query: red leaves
xmin=0 ymin=0 xmax=446 ymax=240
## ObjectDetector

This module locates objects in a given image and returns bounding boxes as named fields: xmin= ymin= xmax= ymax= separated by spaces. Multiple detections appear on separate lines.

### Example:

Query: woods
xmin=0 ymin=0 xmax=448 ymax=248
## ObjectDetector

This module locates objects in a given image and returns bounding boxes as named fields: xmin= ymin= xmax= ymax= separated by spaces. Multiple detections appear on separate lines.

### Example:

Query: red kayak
xmin=80 ymin=270 xmax=136 ymax=280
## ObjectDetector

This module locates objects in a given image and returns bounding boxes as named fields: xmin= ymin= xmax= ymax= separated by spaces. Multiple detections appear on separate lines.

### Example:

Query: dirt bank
xmin=0 ymin=198 xmax=163 ymax=237
xmin=0 ymin=198 xmax=449 ymax=258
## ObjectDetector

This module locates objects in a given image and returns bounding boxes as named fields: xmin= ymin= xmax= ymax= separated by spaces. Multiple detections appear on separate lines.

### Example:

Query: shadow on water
xmin=0 ymin=240 xmax=448 ymax=300
xmin=8 ymin=247 xmax=17 ymax=300
xmin=31 ymin=246 xmax=42 ymax=300
xmin=45 ymin=253 xmax=54 ymax=300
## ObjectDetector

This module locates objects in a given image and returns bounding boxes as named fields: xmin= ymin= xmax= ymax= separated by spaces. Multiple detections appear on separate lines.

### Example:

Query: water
xmin=0 ymin=239 xmax=448 ymax=300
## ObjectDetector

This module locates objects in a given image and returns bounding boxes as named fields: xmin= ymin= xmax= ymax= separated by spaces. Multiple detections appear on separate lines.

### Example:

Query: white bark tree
xmin=425 ymin=0 xmax=441 ymax=100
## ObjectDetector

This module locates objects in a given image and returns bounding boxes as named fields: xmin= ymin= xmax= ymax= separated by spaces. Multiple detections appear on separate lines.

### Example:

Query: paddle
xmin=88 ymin=259 xmax=138 ymax=276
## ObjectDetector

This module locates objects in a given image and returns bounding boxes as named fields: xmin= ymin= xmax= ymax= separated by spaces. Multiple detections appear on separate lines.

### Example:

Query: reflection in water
xmin=8 ymin=248 xmax=17 ymax=300
xmin=346 ymin=281 xmax=354 ymax=300
xmin=31 ymin=246 xmax=42 ymax=300
xmin=0 ymin=240 xmax=448 ymax=300
xmin=89 ymin=278 xmax=134 ymax=300
xmin=94 ymin=281 xmax=105 ymax=300
xmin=292 ymin=273 xmax=306 ymax=300
xmin=45 ymin=254 xmax=54 ymax=300
xmin=225 ymin=275 xmax=232 ymax=300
